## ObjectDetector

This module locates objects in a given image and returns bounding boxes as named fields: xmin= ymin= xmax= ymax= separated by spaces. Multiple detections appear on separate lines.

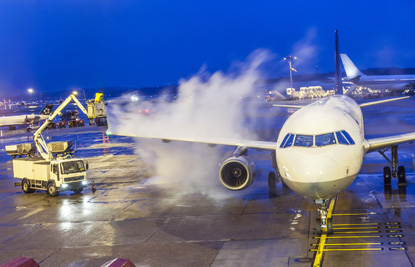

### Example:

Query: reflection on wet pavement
xmin=0 ymin=98 xmax=415 ymax=266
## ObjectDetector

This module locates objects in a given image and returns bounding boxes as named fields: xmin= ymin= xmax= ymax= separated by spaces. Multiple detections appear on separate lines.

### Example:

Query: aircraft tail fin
xmin=39 ymin=104 xmax=54 ymax=115
xmin=334 ymin=30 xmax=343 ymax=95
xmin=340 ymin=54 xmax=365 ymax=79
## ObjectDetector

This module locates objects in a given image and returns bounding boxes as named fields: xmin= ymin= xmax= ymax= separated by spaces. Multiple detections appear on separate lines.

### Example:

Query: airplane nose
xmin=290 ymin=156 xmax=339 ymax=183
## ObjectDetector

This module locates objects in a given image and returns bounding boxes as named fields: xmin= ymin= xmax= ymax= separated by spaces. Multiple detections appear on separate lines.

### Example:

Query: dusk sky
xmin=0 ymin=0 xmax=414 ymax=96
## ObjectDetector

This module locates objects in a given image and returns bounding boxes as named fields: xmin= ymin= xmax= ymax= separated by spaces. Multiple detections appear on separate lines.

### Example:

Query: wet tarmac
xmin=1 ymin=97 xmax=415 ymax=266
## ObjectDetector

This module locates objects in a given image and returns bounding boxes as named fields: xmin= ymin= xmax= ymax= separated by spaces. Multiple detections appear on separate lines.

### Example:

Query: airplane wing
xmin=359 ymin=96 xmax=409 ymax=107
xmin=106 ymin=131 xmax=277 ymax=151
xmin=365 ymin=132 xmax=415 ymax=153
xmin=272 ymin=104 xmax=304 ymax=109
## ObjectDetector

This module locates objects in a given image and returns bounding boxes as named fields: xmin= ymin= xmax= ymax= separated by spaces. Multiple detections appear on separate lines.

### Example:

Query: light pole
xmin=72 ymin=89 xmax=86 ymax=102
xmin=28 ymin=88 xmax=34 ymax=103
xmin=283 ymin=56 xmax=297 ymax=95
xmin=79 ymin=88 xmax=86 ymax=102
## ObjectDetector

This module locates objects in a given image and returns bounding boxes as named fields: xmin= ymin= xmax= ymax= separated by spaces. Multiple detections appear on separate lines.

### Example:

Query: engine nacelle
xmin=219 ymin=156 xmax=256 ymax=191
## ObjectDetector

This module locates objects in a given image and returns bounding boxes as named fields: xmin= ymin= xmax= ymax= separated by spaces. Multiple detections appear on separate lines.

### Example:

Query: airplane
xmin=341 ymin=54 xmax=415 ymax=90
xmin=0 ymin=104 xmax=54 ymax=130
xmin=106 ymin=94 xmax=415 ymax=234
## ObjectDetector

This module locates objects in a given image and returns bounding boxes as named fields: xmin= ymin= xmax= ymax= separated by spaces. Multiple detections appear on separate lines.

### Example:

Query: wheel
xmin=326 ymin=218 xmax=333 ymax=234
xmin=22 ymin=179 xmax=35 ymax=194
xmin=47 ymin=182 xmax=59 ymax=197
xmin=268 ymin=171 xmax=277 ymax=196
xmin=316 ymin=218 xmax=322 ymax=235
xmin=73 ymin=187 xmax=83 ymax=194
xmin=383 ymin=166 xmax=391 ymax=185
xmin=398 ymin=166 xmax=407 ymax=185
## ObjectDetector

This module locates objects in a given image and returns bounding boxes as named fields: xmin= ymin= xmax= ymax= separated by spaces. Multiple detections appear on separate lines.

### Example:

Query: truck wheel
xmin=73 ymin=187 xmax=83 ymax=194
xmin=22 ymin=179 xmax=35 ymax=194
xmin=47 ymin=182 xmax=59 ymax=197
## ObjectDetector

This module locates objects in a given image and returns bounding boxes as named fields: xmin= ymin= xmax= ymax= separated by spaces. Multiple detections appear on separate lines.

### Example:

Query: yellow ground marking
xmin=310 ymin=248 xmax=383 ymax=252
xmin=333 ymin=223 xmax=379 ymax=226
xmin=310 ymin=243 xmax=382 ymax=246
xmin=333 ymin=231 xmax=380 ymax=234
xmin=389 ymin=247 xmax=407 ymax=251
xmin=313 ymin=233 xmax=328 ymax=267
xmin=388 ymin=234 xmax=404 ymax=238
xmin=315 ymin=235 xmax=381 ymax=239
xmin=333 ymin=227 xmax=379 ymax=229
xmin=389 ymin=242 xmax=405 ymax=245
xmin=332 ymin=213 xmax=378 ymax=216
xmin=326 ymin=199 xmax=335 ymax=219
xmin=313 ymin=198 xmax=336 ymax=267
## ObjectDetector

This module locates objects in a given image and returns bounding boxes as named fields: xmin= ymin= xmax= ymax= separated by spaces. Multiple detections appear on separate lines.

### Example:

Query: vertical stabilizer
xmin=39 ymin=104 xmax=54 ymax=115
xmin=334 ymin=29 xmax=343 ymax=95
xmin=340 ymin=54 xmax=365 ymax=79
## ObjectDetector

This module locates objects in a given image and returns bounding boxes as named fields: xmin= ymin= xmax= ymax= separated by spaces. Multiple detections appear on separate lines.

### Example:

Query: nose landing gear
xmin=315 ymin=199 xmax=333 ymax=235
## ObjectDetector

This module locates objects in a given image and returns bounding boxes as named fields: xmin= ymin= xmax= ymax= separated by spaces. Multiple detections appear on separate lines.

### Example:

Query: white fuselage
xmin=340 ymin=54 xmax=415 ymax=90
xmin=345 ymin=74 xmax=415 ymax=90
xmin=275 ymin=95 xmax=367 ymax=200
xmin=0 ymin=114 xmax=48 ymax=127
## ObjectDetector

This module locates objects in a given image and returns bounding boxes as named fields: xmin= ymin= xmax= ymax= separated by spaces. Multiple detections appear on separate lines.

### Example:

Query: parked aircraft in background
xmin=0 ymin=104 xmax=54 ymax=130
xmin=107 ymin=95 xmax=415 ymax=234
xmin=341 ymin=54 xmax=415 ymax=90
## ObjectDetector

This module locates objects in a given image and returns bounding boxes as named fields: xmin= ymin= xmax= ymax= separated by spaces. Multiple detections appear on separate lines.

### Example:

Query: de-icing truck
xmin=5 ymin=94 xmax=98 ymax=196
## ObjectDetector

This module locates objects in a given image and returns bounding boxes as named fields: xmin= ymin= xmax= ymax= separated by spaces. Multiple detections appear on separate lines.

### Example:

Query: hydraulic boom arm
xmin=33 ymin=94 xmax=89 ymax=160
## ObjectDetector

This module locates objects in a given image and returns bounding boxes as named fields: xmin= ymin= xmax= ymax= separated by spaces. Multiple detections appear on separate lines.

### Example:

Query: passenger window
xmin=341 ymin=130 xmax=355 ymax=145
xmin=336 ymin=132 xmax=349 ymax=145
xmin=316 ymin=133 xmax=336 ymax=146
xmin=294 ymin=135 xmax=313 ymax=147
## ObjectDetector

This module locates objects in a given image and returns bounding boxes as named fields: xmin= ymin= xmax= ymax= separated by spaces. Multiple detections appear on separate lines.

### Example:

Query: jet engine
xmin=219 ymin=156 xmax=255 ymax=191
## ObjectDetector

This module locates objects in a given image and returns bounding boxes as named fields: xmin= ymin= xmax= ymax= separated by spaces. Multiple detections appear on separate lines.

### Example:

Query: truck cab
xmin=49 ymin=158 xmax=89 ymax=195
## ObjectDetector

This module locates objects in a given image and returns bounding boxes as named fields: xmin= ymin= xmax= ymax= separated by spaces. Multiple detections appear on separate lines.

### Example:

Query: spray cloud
xmin=107 ymin=49 xmax=273 ymax=198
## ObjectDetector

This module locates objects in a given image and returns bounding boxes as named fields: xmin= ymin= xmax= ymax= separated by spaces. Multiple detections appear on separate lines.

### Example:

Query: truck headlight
xmin=82 ymin=181 xmax=87 ymax=185
xmin=62 ymin=184 xmax=68 ymax=188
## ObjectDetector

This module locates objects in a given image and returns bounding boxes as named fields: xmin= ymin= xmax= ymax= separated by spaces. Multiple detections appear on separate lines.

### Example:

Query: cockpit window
xmin=336 ymin=131 xmax=348 ymax=144
xmin=341 ymin=130 xmax=355 ymax=145
xmin=280 ymin=134 xmax=290 ymax=147
xmin=335 ymin=131 xmax=355 ymax=145
xmin=280 ymin=133 xmax=294 ymax=148
xmin=280 ymin=130 xmax=355 ymax=148
xmin=294 ymin=135 xmax=313 ymax=147
xmin=316 ymin=133 xmax=336 ymax=147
